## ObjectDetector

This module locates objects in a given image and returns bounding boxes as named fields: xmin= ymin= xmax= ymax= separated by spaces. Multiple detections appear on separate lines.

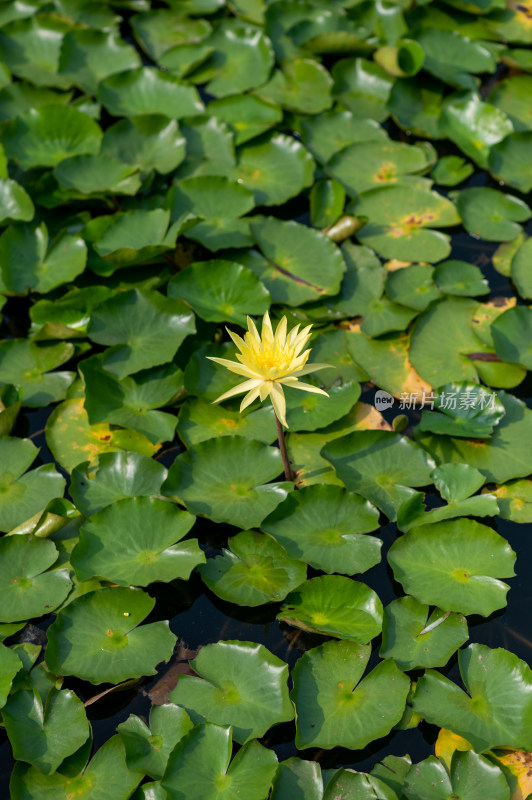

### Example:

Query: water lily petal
xmin=270 ymin=382 xmax=288 ymax=428
xmin=207 ymin=356 xmax=261 ymax=379
xmin=240 ymin=385 xmax=262 ymax=412
xmin=280 ymin=377 xmax=329 ymax=397
xmin=212 ymin=378 xmax=263 ymax=404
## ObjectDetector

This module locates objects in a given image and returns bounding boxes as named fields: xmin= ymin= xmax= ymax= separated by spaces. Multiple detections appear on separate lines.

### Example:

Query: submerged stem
xmin=275 ymin=413 xmax=294 ymax=482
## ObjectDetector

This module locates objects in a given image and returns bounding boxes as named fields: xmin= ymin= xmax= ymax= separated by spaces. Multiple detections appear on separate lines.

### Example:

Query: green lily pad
xmin=0 ymin=222 xmax=86 ymax=295
xmin=177 ymin=398 xmax=277 ymax=447
xmin=490 ymin=74 xmax=532 ymax=131
xmin=247 ymin=215 xmax=345 ymax=305
xmin=28 ymin=286 xmax=113 ymax=339
xmin=70 ymin=451 xmax=167 ymax=517
xmin=332 ymin=57 xmax=393 ymax=122
xmin=208 ymin=94 xmax=282 ymax=145
xmin=0 ymin=15 xmax=73 ymax=89
xmin=360 ymin=297 xmax=420 ymax=337
xmin=414 ymin=29 xmax=496 ymax=89
xmin=350 ymin=185 xmax=459 ymax=262
xmin=323 ymin=768 xmax=404 ymax=800
xmin=159 ymin=43 xmax=215 ymax=79
xmin=417 ymin=382 xmax=505 ymax=438
xmin=492 ymin=305 xmax=532 ymax=369
xmin=88 ymin=288 xmax=195 ymax=379
xmin=46 ymin=397 xmax=159 ymax=472
xmin=81 ymin=356 xmax=183 ymax=444
xmin=489 ymin=131 xmax=532 ymax=193
xmin=46 ymin=587 xmax=176 ymax=684
xmin=454 ymin=187 xmax=531 ymax=241
xmin=2 ymin=106 xmax=102 ymax=170
xmin=300 ymin=110 xmax=386 ymax=165
xmin=257 ymin=58 xmax=333 ymax=114
xmin=169 ymin=640 xmax=294 ymax=743
xmin=102 ymin=115 xmax=186 ymax=175
xmin=326 ymin=139 xmax=436 ymax=197
xmin=432 ymin=260 xmax=489 ymax=296
xmin=0 ymin=339 xmax=74 ymax=407
xmin=199 ymin=529 xmax=306 ymax=606
xmin=0 ymin=384 xmax=22 ymax=435
xmin=261 ymin=484 xmax=381 ymax=575
xmin=184 ymin=341 xmax=242 ymax=402
xmin=0 ymin=82 xmax=71 ymax=124
xmin=188 ymin=21 xmax=274 ymax=97
xmin=510 ymin=236 xmax=532 ymax=298
xmin=487 ymin=0 xmax=532 ymax=44
xmin=433 ymin=463 xmax=486 ymax=503
xmin=118 ymin=705 xmax=193 ymax=780
xmin=380 ymin=596 xmax=468 ymax=670
xmin=0 ymin=644 xmax=23 ymax=708
xmin=58 ymin=28 xmax=141 ymax=95
xmin=131 ymin=9 xmax=211 ymax=60
xmin=72 ymin=497 xmax=203 ymax=587
xmin=493 ymin=479 xmax=532 ymax=523
xmin=234 ymin=133 xmax=315 ymax=206
xmin=413 ymin=643 xmax=532 ymax=751
xmin=161 ymin=723 xmax=278 ymax=800
xmin=162 ymin=437 xmax=290 ymax=528
xmin=388 ymin=75 xmax=445 ymax=140
xmin=291 ymin=639 xmax=410 ymax=750
xmin=321 ymin=430 xmax=435 ymax=519
xmin=431 ymin=154 xmax=474 ymax=186
xmin=386 ymin=265 xmax=440 ymax=311
xmin=98 ymin=67 xmax=203 ymax=119
xmin=53 ymin=154 xmax=141 ymax=197
xmin=177 ymin=115 xmax=236 ymax=178
xmin=406 ymin=751 xmax=510 ymax=800
xmin=278 ymin=575 xmax=383 ymax=643
xmin=0 ymin=178 xmax=34 ymax=224
xmin=440 ymin=91 xmax=513 ymax=169
xmin=2 ymin=685 xmax=90 ymax=775
xmin=10 ymin=735 xmax=141 ymax=800
xmin=0 ymin=534 xmax=71 ymax=622
xmin=270 ymin=758 xmax=323 ymax=800
xmin=284 ymin=382 xmax=360 ymax=432
xmin=387 ymin=519 xmax=515 ymax=616
xmin=310 ymin=179 xmax=345 ymax=228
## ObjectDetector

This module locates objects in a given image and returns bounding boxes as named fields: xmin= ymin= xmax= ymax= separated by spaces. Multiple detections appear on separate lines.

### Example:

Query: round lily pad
xmin=169 ymin=640 xmax=294 ymax=744
xmin=454 ymin=187 xmax=531 ymax=241
xmin=386 ymin=265 xmax=440 ymax=311
xmin=162 ymin=437 xmax=290 ymax=529
xmin=131 ymin=9 xmax=211 ymax=60
xmin=261 ymin=484 xmax=381 ymax=575
xmin=414 ymin=29 xmax=496 ymax=90
xmin=278 ymin=575 xmax=383 ymax=643
xmin=257 ymin=58 xmax=333 ymax=114
xmin=492 ymin=306 xmax=532 ymax=369
xmin=98 ymin=67 xmax=203 ymax=119
xmin=53 ymin=154 xmax=141 ymax=197
xmin=0 ymin=339 xmax=75 ymax=407
xmin=440 ymin=91 xmax=513 ymax=169
xmin=332 ymin=57 xmax=393 ymax=122
xmin=489 ymin=131 xmax=532 ymax=193
xmin=2 ymin=106 xmax=102 ymax=170
xmin=177 ymin=398 xmax=277 ymax=447
xmin=380 ymin=596 xmax=468 ymax=670
xmin=0 ymin=15 xmax=73 ymax=89
xmin=387 ymin=519 xmax=516 ymax=616
xmin=102 ymin=115 xmax=186 ymax=175
xmin=72 ymin=497 xmax=203 ymax=587
xmin=207 ymin=94 xmax=282 ymax=145
xmin=493 ymin=479 xmax=532 ymax=523
xmin=431 ymin=155 xmax=474 ymax=186
xmin=118 ymin=705 xmax=193 ymax=780
xmin=490 ymin=74 xmax=532 ymax=131
xmin=284 ymin=382 xmax=360 ymax=432
xmin=58 ymin=28 xmax=141 ymax=95
xmin=388 ymin=75 xmax=445 ymax=140
xmin=199 ymin=529 xmax=306 ymax=606
xmin=433 ymin=260 xmax=490 ymax=296
xmin=291 ymin=639 xmax=410 ymax=750
xmin=0 ymin=178 xmax=34 ymax=224
xmin=510 ymin=236 xmax=532 ymax=298
xmin=0 ymin=535 xmax=71 ymax=623
xmin=45 ymin=587 xmax=176 ymax=684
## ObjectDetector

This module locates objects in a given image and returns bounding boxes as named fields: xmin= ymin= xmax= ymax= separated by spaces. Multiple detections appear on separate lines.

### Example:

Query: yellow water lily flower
xmin=207 ymin=311 xmax=331 ymax=428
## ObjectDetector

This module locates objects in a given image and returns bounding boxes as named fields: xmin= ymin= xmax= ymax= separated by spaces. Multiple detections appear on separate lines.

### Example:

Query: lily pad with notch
xmin=299 ymin=110 xmax=387 ymax=165
xmin=388 ymin=75 xmax=446 ymax=140
xmin=414 ymin=29 xmax=496 ymax=90
xmin=72 ymin=497 xmax=203 ymax=587
xmin=291 ymin=639 xmax=410 ymax=750
xmin=53 ymin=154 xmax=141 ymax=197
xmin=177 ymin=398 xmax=277 ymax=447
xmin=262 ymin=484 xmax=381 ymax=575
xmin=387 ymin=518 xmax=515 ymax=616
xmin=207 ymin=94 xmax=282 ymax=145
xmin=453 ymin=187 xmax=531 ymax=241
xmin=385 ymin=264 xmax=440 ymax=311
xmin=439 ymin=92 xmax=513 ymax=170
xmin=332 ymin=57 xmax=393 ymax=122
xmin=45 ymin=586 xmax=176 ymax=685
xmin=0 ymin=339 xmax=75 ymax=407
xmin=0 ymin=178 xmax=34 ymax=224
xmin=492 ymin=305 xmax=532 ymax=369
xmin=118 ymin=704 xmax=193 ymax=780
xmin=169 ymin=640 xmax=294 ymax=744
xmin=102 ymin=115 xmax=186 ymax=175
xmin=199 ymin=529 xmax=307 ymax=606
xmin=431 ymin=155 xmax=474 ymax=186
xmin=98 ymin=67 xmax=203 ymax=119
xmin=256 ymin=58 xmax=333 ymax=115
xmin=417 ymin=382 xmax=505 ymax=438
xmin=58 ymin=28 xmax=141 ymax=95
xmin=404 ymin=752 xmax=511 ymax=800
xmin=0 ymin=384 xmax=22 ymax=436
xmin=489 ymin=131 xmax=532 ymax=194
xmin=0 ymin=15 xmax=74 ymax=89
xmin=162 ymin=436 xmax=290 ymax=529
xmin=278 ymin=575 xmax=383 ymax=643
xmin=131 ymin=9 xmax=211 ymax=60
xmin=492 ymin=478 xmax=532 ymax=523
xmin=380 ymin=596 xmax=468 ymax=670
xmin=433 ymin=260 xmax=489 ymax=296
xmin=284 ymin=382 xmax=360 ymax=432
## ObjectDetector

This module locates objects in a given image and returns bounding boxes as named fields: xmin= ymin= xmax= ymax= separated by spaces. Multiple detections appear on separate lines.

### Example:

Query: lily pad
xmin=46 ymin=398 xmax=159 ymax=472
xmin=492 ymin=305 xmax=532 ymax=369
xmin=291 ymin=639 xmax=410 ymax=750
xmin=414 ymin=29 xmax=496 ymax=89
xmin=0 ymin=15 xmax=73 ymax=89
xmin=321 ymin=430 xmax=435 ymax=519
xmin=489 ymin=131 xmax=532 ymax=193
xmin=234 ymin=133 xmax=315 ymax=206
xmin=87 ymin=288 xmax=196 ymax=379
xmin=300 ymin=110 xmax=386 ymax=165
xmin=2 ymin=106 xmax=102 ymax=170
xmin=169 ymin=640 xmax=294 ymax=743
xmin=70 ymin=451 xmax=167 ymax=517
xmin=53 ymin=154 xmax=141 ymax=197
xmin=0 ymin=644 xmax=23 ymax=708
xmin=118 ymin=705 xmax=193 ymax=780
xmin=388 ymin=75 xmax=445 ymax=140
xmin=509 ymin=236 xmax=532 ymax=298
xmin=332 ymin=57 xmax=393 ymax=122
xmin=58 ymin=28 xmax=141 ymax=94
xmin=2 ymin=686 xmax=90 ymax=775
xmin=0 ymin=178 xmax=34 ymax=224
xmin=385 ymin=265 xmax=440 ymax=311
xmin=261 ymin=484 xmax=381 ymax=575
xmin=45 ymin=587 xmax=176 ymax=684
xmin=162 ymin=437 xmax=290 ymax=529
xmin=417 ymin=382 xmax=506 ymax=438
xmin=440 ymin=91 xmax=513 ymax=169
xmin=405 ymin=752 xmax=510 ymax=800
xmin=0 ymin=222 xmax=86 ymax=294
xmin=0 ymin=339 xmax=75 ymax=407
xmin=350 ymin=185 xmax=460 ymax=262
xmin=207 ymin=94 xmax=282 ymax=145
xmin=278 ymin=575 xmax=383 ymax=643
xmin=285 ymin=382 xmax=360 ymax=432
xmin=0 ymin=534 xmax=71 ymax=622
xmin=492 ymin=479 xmax=532 ymax=523
xmin=432 ymin=260 xmax=489 ymax=296
xmin=270 ymin=758 xmax=323 ymax=800
xmin=176 ymin=398 xmax=277 ymax=447
xmin=413 ymin=643 xmax=532 ymax=751
xmin=387 ymin=519 xmax=515 ymax=616
xmin=380 ymin=596 xmax=468 ymax=670
xmin=102 ymin=115 xmax=186 ymax=175
xmin=161 ymin=723 xmax=278 ymax=800
xmin=431 ymin=154 xmax=474 ymax=186
xmin=257 ymin=58 xmax=333 ymax=114
xmin=248 ymin=215 xmax=345 ymax=306
xmin=199 ymin=529 xmax=307 ymax=606
xmin=131 ymin=9 xmax=211 ymax=60
xmin=98 ymin=67 xmax=203 ymax=119
xmin=72 ymin=497 xmax=203 ymax=587
xmin=490 ymin=74 xmax=532 ymax=132
xmin=453 ymin=187 xmax=531 ymax=241
xmin=0 ymin=384 xmax=23 ymax=435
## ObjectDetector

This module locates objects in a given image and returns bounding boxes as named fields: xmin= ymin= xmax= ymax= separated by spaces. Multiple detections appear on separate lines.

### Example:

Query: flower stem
xmin=275 ymin=414 xmax=294 ymax=482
